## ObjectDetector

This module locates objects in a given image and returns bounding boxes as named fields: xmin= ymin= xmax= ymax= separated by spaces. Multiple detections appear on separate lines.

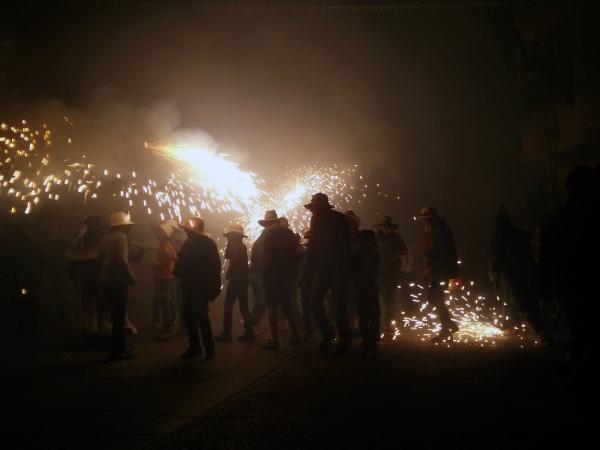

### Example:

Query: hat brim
xmin=223 ymin=231 xmax=247 ymax=238
xmin=179 ymin=224 xmax=207 ymax=235
xmin=110 ymin=221 xmax=135 ymax=228
xmin=304 ymin=202 xmax=333 ymax=210
xmin=258 ymin=219 xmax=280 ymax=227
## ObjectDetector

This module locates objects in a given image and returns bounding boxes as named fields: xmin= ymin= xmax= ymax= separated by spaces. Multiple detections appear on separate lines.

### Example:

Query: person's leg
xmin=429 ymin=280 xmax=455 ymax=335
xmin=250 ymin=274 xmax=267 ymax=327
xmin=237 ymin=278 xmax=252 ymax=333
xmin=182 ymin=287 xmax=201 ymax=352
xmin=369 ymin=288 xmax=381 ymax=349
xmin=158 ymin=279 xmax=177 ymax=334
xmin=355 ymin=284 xmax=370 ymax=347
xmin=300 ymin=276 xmax=314 ymax=338
xmin=312 ymin=273 xmax=333 ymax=344
xmin=281 ymin=278 xmax=301 ymax=342
xmin=152 ymin=276 xmax=162 ymax=326
xmin=197 ymin=295 xmax=215 ymax=357
xmin=108 ymin=282 xmax=128 ymax=358
xmin=331 ymin=275 xmax=351 ymax=349
xmin=220 ymin=280 xmax=237 ymax=338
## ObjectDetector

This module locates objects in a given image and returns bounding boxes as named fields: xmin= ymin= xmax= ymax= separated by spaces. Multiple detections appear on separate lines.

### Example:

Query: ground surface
xmin=1 ymin=326 xmax=587 ymax=450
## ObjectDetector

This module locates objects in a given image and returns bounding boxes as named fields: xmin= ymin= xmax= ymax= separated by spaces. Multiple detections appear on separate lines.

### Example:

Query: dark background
xmin=1 ymin=0 xmax=524 ymax=278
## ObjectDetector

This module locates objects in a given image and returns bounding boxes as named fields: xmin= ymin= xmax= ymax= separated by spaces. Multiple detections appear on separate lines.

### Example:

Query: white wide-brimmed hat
xmin=223 ymin=223 xmax=247 ymax=238
xmin=109 ymin=211 xmax=135 ymax=228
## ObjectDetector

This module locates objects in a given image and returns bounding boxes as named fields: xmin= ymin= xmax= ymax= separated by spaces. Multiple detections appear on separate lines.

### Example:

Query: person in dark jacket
xmin=540 ymin=166 xmax=599 ymax=373
xmin=417 ymin=207 xmax=459 ymax=343
xmin=261 ymin=210 xmax=302 ymax=350
xmin=215 ymin=224 xmax=251 ymax=342
xmin=174 ymin=217 xmax=221 ymax=359
xmin=374 ymin=216 xmax=408 ymax=331
xmin=305 ymin=193 xmax=353 ymax=352
xmin=489 ymin=206 xmax=547 ymax=340
xmin=348 ymin=213 xmax=380 ymax=358
xmin=298 ymin=229 xmax=315 ymax=340
xmin=243 ymin=227 xmax=268 ymax=339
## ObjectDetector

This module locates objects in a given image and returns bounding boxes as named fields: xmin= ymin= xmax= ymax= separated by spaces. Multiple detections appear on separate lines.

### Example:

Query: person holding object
xmin=174 ymin=217 xmax=221 ymax=359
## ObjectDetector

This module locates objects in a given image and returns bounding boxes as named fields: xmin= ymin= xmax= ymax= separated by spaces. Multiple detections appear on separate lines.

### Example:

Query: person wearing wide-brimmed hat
xmin=260 ymin=210 xmax=302 ymax=350
xmin=374 ymin=215 xmax=408 ymax=330
xmin=215 ymin=224 xmax=252 ymax=342
xmin=151 ymin=221 xmax=180 ymax=341
xmin=174 ymin=217 xmax=221 ymax=359
xmin=66 ymin=215 xmax=107 ymax=345
xmin=304 ymin=193 xmax=353 ymax=352
xmin=417 ymin=206 xmax=459 ymax=342
xmin=97 ymin=212 xmax=140 ymax=361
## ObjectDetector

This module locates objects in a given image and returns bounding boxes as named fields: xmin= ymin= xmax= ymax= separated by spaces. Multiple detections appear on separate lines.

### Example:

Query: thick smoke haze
xmin=1 ymin=2 xmax=522 ymax=277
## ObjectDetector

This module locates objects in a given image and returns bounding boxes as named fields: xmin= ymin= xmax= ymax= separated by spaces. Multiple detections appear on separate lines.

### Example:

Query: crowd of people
xmin=3 ymin=164 xmax=597 ymax=374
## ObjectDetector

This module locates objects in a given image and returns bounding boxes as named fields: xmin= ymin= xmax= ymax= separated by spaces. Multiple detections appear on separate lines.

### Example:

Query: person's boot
xmin=214 ymin=334 xmax=233 ymax=343
xmin=262 ymin=339 xmax=280 ymax=351
xmin=206 ymin=344 xmax=216 ymax=360
xmin=237 ymin=328 xmax=255 ymax=342
xmin=180 ymin=346 xmax=202 ymax=358
xmin=336 ymin=340 xmax=351 ymax=354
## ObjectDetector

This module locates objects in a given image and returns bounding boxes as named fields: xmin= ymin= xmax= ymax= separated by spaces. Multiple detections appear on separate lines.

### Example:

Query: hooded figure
xmin=215 ymin=224 xmax=252 ymax=342
xmin=174 ymin=217 xmax=221 ymax=359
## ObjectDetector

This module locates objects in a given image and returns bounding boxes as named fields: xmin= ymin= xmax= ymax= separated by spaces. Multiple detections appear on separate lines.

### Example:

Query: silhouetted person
xmin=66 ymin=215 xmax=106 ymax=345
xmin=174 ymin=217 xmax=221 ymax=359
xmin=349 ymin=213 xmax=380 ymax=358
xmin=244 ymin=226 xmax=268 ymax=338
xmin=540 ymin=165 xmax=599 ymax=374
xmin=260 ymin=210 xmax=301 ymax=350
xmin=97 ymin=212 xmax=141 ymax=361
xmin=152 ymin=221 xmax=179 ymax=341
xmin=298 ymin=229 xmax=315 ymax=340
xmin=417 ymin=207 xmax=459 ymax=342
xmin=489 ymin=206 xmax=547 ymax=341
xmin=374 ymin=216 xmax=408 ymax=331
xmin=305 ymin=193 xmax=352 ymax=352
xmin=216 ymin=224 xmax=252 ymax=342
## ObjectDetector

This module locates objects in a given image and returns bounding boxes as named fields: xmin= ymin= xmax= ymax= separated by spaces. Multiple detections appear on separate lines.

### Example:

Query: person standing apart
xmin=174 ymin=217 xmax=221 ymax=359
xmin=261 ymin=210 xmax=302 ymax=350
xmin=97 ymin=212 xmax=140 ymax=361
xmin=417 ymin=207 xmax=459 ymax=343
xmin=216 ymin=224 xmax=252 ymax=342
xmin=305 ymin=193 xmax=353 ymax=353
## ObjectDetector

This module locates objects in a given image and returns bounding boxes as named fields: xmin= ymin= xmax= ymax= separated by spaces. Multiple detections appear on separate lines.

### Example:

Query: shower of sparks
xmin=239 ymin=165 xmax=365 ymax=240
xmin=2 ymin=119 xmax=532 ymax=348
xmin=145 ymin=141 xmax=263 ymax=214
xmin=383 ymin=281 xmax=529 ymax=346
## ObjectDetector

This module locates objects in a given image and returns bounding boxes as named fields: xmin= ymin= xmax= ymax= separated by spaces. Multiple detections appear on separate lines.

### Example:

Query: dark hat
xmin=179 ymin=217 xmax=207 ymax=235
xmin=223 ymin=223 xmax=247 ymax=238
xmin=374 ymin=215 xmax=398 ymax=230
xmin=304 ymin=193 xmax=333 ymax=210
xmin=258 ymin=210 xmax=281 ymax=227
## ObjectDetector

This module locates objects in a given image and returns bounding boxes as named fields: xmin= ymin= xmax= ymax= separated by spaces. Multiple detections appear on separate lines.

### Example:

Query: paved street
xmin=2 ymin=328 xmax=296 ymax=450
xmin=2 ymin=325 xmax=587 ymax=450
